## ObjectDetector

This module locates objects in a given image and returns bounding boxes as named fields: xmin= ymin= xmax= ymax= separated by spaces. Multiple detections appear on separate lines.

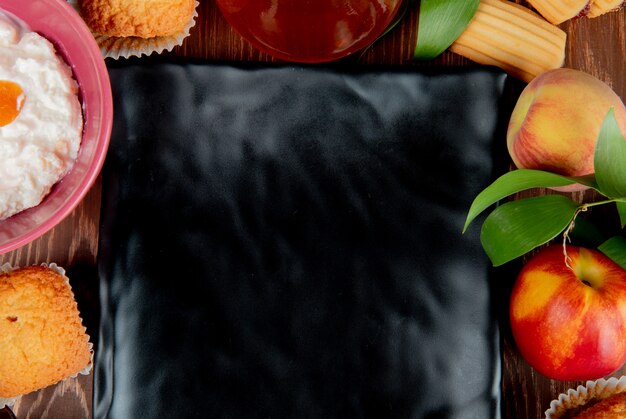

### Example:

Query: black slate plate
xmin=95 ymin=63 xmax=513 ymax=419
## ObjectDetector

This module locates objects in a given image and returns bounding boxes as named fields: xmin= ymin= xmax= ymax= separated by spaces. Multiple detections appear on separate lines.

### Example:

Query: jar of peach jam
xmin=216 ymin=0 xmax=406 ymax=62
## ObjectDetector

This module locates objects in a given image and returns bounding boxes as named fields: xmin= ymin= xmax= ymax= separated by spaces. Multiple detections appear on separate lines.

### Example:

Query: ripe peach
xmin=507 ymin=68 xmax=626 ymax=191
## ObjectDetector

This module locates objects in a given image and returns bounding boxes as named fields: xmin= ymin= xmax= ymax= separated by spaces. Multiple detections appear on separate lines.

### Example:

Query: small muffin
xmin=573 ymin=392 xmax=626 ymax=418
xmin=0 ymin=266 xmax=91 ymax=399
xmin=80 ymin=0 xmax=196 ymax=38
xmin=545 ymin=377 xmax=626 ymax=419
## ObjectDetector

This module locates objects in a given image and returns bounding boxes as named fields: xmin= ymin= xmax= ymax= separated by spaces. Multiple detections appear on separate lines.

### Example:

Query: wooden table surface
xmin=1 ymin=1 xmax=624 ymax=418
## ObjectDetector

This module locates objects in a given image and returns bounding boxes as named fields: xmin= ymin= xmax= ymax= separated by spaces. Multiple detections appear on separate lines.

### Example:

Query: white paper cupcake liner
xmin=0 ymin=263 xmax=94 ymax=409
xmin=0 ymin=397 xmax=18 ymax=411
xmin=68 ymin=0 xmax=199 ymax=59
xmin=545 ymin=375 xmax=626 ymax=418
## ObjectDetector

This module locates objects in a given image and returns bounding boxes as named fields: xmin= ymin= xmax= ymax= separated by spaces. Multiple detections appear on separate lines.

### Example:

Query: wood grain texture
xmin=10 ymin=375 xmax=92 ymax=419
xmin=0 ymin=0 xmax=623 ymax=417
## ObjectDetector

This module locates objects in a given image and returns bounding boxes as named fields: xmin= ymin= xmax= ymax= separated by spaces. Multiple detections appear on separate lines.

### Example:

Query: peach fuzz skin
xmin=507 ymin=68 xmax=626 ymax=191
xmin=510 ymin=245 xmax=626 ymax=381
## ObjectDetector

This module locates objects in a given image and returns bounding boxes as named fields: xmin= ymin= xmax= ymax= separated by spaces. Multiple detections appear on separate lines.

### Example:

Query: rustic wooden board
xmin=1 ymin=1 xmax=623 ymax=417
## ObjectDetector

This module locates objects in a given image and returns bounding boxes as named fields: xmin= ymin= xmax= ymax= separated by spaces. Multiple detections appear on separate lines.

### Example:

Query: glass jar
xmin=216 ymin=0 xmax=406 ymax=62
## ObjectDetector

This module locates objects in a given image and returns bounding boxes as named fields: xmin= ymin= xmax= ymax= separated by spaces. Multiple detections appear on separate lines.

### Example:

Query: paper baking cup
xmin=68 ymin=0 xmax=199 ymax=59
xmin=545 ymin=376 xmax=626 ymax=418
xmin=0 ymin=263 xmax=94 ymax=409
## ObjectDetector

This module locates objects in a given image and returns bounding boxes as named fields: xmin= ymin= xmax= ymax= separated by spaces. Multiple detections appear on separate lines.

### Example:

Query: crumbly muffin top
xmin=0 ymin=266 xmax=91 ymax=398
xmin=80 ymin=0 xmax=196 ymax=38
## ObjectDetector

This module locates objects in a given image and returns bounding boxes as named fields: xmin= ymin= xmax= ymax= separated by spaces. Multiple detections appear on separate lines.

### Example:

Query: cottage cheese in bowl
xmin=0 ymin=12 xmax=83 ymax=220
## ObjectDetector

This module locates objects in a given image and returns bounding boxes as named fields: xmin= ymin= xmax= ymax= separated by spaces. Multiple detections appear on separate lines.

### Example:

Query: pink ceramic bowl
xmin=0 ymin=0 xmax=113 ymax=255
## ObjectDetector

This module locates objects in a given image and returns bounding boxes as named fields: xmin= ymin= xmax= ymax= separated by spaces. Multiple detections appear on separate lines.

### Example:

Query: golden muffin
xmin=0 ymin=266 xmax=91 ymax=399
xmin=80 ymin=0 xmax=196 ymax=38
xmin=572 ymin=391 xmax=626 ymax=418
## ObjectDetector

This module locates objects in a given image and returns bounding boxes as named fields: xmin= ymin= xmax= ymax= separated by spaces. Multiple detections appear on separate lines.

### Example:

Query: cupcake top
xmin=71 ymin=0 xmax=199 ymax=59
xmin=0 ymin=265 xmax=91 ymax=399
xmin=546 ymin=376 xmax=626 ymax=419
xmin=572 ymin=391 xmax=626 ymax=418
xmin=80 ymin=0 xmax=196 ymax=38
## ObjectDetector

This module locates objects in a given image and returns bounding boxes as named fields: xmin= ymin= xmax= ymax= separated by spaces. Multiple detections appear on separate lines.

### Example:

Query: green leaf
xmin=463 ymin=169 xmax=597 ymax=233
xmin=414 ymin=0 xmax=480 ymax=60
xmin=598 ymin=236 xmax=626 ymax=270
xmin=617 ymin=201 xmax=626 ymax=228
xmin=595 ymin=109 xmax=626 ymax=198
xmin=568 ymin=216 xmax=606 ymax=247
xmin=480 ymin=195 xmax=579 ymax=266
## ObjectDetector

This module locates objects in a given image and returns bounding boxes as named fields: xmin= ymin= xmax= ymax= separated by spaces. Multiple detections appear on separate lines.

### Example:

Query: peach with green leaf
xmin=506 ymin=68 xmax=626 ymax=191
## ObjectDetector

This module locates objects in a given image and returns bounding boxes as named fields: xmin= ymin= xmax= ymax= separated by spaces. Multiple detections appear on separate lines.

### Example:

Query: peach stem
xmin=562 ymin=207 xmax=586 ymax=271
xmin=561 ymin=199 xmax=621 ymax=270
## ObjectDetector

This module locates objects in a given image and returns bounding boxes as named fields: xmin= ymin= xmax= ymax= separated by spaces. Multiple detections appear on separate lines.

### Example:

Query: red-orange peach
xmin=507 ymin=68 xmax=626 ymax=191
xmin=510 ymin=244 xmax=626 ymax=380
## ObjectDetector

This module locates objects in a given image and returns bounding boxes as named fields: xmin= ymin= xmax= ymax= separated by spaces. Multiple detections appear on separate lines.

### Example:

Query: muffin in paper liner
xmin=0 ymin=262 xmax=94 ymax=409
xmin=545 ymin=376 xmax=626 ymax=418
xmin=67 ymin=0 xmax=199 ymax=59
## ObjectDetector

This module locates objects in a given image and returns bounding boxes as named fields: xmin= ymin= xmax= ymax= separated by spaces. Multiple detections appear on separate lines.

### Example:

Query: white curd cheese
xmin=0 ymin=13 xmax=83 ymax=220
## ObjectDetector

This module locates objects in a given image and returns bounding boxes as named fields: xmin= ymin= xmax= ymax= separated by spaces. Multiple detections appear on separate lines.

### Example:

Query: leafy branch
xmin=464 ymin=109 xmax=626 ymax=268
